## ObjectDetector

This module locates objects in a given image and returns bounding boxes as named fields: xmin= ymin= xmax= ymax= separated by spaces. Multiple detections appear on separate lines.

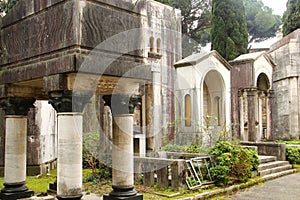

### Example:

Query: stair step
xmin=258 ymin=161 xmax=289 ymax=171
xmin=261 ymin=169 xmax=297 ymax=180
xmin=259 ymin=164 xmax=293 ymax=176
xmin=258 ymin=155 xmax=276 ymax=164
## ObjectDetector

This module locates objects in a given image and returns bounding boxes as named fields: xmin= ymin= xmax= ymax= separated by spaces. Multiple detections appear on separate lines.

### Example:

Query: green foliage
xmin=211 ymin=0 xmax=248 ymax=60
xmin=283 ymin=0 xmax=300 ymax=36
xmin=286 ymin=146 xmax=300 ymax=164
xmin=155 ymin=0 xmax=211 ymax=56
xmin=161 ymin=144 xmax=186 ymax=152
xmin=0 ymin=0 xmax=19 ymax=13
xmin=209 ymin=141 xmax=259 ymax=185
xmin=244 ymin=0 xmax=282 ymax=43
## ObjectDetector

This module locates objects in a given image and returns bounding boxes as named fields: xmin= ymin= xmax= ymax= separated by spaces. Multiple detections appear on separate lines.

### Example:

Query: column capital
xmin=48 ymin=90 xmax=92 ymax=113
xmin=244 ymin=87 xmax=258 ymax=96
xmin=0 ymin=97 xmax=35 ymax=115
xmin=103 ymin=94 xmax=141 ymax=115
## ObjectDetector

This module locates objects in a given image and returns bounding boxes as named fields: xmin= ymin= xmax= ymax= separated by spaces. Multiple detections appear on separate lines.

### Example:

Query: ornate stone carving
xmin=0 ymin=97 xmax=35 ymax=115
xmin=103 ymin=94 xmax=142 ymax=115
xmin=48 ymin=90 xmax=92 ymax=113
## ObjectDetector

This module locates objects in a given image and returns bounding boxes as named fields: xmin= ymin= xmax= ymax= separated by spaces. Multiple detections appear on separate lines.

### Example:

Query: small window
xmin=150 ymin=37 xmax=154 ymax=52
xmin=157 ymin=38 xmax=161 ymax=54
xmin=185 ymin=94 xmax=191 ymax=126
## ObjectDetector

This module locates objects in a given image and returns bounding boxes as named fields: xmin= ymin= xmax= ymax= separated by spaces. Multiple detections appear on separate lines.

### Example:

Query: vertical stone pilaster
xmin=267 ymin=90 xmax=274 ymax=141
xmin=103 ymin=94 xmax=143 ymax=200
xmin=246 ymin=88 xmax=258 ymax=141
xmin=0 ymin=97 xmax=35 ymax=200
xmin=48 ymin=90 xmax=92 ymax=200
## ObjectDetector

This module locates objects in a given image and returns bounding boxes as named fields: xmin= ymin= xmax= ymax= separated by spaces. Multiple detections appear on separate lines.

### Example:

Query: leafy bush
xmin=286 ymin=146 xmax=300 ymax=164
xmin=161 ymin=144 xmax=186 ymax=152
xmin=209 ymin=141 xmax=259 ymax=185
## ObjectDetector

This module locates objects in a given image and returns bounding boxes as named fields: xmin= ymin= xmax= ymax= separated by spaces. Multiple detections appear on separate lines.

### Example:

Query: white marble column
xmin=0 ymin=97 xmax=35 ymax=200
xmin=57 ymin=113 xmax=83 ymax=199
xmin=103 ymin=94 xmax=143 ymax=200
xmin=48 ymin=90 xmax=92 ymax=200
xmin=4 ymin=116 xmax=27 ymax=185
xmin=112 ymin=114 xmax=134 ymax=189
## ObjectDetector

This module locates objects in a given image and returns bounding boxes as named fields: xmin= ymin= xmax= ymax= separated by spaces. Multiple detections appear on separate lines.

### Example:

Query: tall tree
xmin=245 ymin=0 xmax=282 ymax=43
xmin=282 ymin=0 xmax=300 ymax=36
xmin=211 ymin=0 xmax=248 ymax=60
xmin=155 ymin=0 xmax=211 ymax=56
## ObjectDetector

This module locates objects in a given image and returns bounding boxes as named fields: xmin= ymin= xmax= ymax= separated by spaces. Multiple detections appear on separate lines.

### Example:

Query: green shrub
xmin=286 ymin=146 xmax=300 ymax=164
xmin=209 ymin=141 xmax=259 ymax=185
xmin=161 ymin=144 xmax=186 ymax=152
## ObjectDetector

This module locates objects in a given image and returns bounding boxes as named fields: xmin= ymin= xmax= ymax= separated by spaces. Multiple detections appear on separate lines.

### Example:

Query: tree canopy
xmin=282 ymin=0 xmax=300 ymax=36
xmin=156 ymin=0 xmax=282 ymax=49
xmin=0 ymin=0 xmax=18 ymax=14
xmin=211 ymin=0 xmax=248 ymax=60
xmin=245 ymin=0 xmax=282 ymax=43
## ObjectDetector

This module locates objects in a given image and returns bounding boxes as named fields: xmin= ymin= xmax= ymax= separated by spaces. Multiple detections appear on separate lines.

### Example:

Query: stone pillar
xmin=258 ymin=92 xmax=263 ymax=141
xmin=246 ymin=88 xmax=258 ymax=141
xmin=267 ymin=90 xmax=274 ymax=141
xmin=48 ymin=90 xmax=92 ymax=200
xmin=0 ymin=97 xmax=35 ymax=200
xmin=103 ymin=94 xmax=143 ymax=200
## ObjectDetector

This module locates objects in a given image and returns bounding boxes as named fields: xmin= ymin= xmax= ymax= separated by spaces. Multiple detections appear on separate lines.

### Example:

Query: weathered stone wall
xmin=269 ymin=29 xmax=300 ymax=140
xmin=0 ymin=108 xmax=4 ymax=176
xmin=230 ymin=61 xmax=254 ymax=138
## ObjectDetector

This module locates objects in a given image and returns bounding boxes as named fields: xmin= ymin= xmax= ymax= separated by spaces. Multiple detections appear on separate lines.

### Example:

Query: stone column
xmin=267 ymin=90 xmax=274 ymax=141
xmin=48 ymin=90 xmax=92 ymax=200
xmin=0 ymin=97 xmax=35 ymax=200
xmin=103 ymin=94 xmax=143 ymax=200
xmin=246 ymin=88 xmax=258 ymax=141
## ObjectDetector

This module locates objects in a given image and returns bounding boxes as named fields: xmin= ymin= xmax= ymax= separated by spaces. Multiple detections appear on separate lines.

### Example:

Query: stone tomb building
xmin=269 ymin=29 xmax=300 ymax=140
xmin=0 ymin=0 xmax=181 ymax=199
xmin=230 ymin=52 xmax=275 ymax=142
xmin=174 ymin=51 xmax=232 ymax=146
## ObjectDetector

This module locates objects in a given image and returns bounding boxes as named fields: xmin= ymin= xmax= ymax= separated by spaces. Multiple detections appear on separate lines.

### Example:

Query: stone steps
xmin=258 ymin=155 xmax=295 ymax=177
xmin=258 ymin=155 xmax=276 ymax=164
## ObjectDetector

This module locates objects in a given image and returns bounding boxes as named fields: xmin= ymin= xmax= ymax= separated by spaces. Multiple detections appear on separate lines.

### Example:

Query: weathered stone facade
xmin=269 ymin=29 xmax=300 ymax=140
xmin=230 ymin=52 xmax=275 ymax=142
xmin=0 ymin=0 xmax=181 ymax=198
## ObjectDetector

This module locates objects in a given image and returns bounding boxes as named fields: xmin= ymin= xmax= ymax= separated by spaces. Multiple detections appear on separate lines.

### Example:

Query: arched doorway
xmin=203 ymin=70 xmax=226 ymax=127
xmin=256 ymin=73 xmax=271 ymax=140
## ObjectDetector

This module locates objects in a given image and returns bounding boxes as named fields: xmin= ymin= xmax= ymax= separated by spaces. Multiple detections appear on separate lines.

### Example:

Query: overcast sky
xmin=261 ymin=0 xmax=288 ymax=16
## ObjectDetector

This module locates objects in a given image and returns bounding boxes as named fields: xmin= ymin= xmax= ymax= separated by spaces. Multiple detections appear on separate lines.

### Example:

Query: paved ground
xmin=227 ymin=173 xmax=300 ymax=200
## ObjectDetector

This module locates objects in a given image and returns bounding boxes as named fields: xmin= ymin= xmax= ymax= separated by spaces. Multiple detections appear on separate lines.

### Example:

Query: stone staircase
xmin=258 ymin=155 xmax=296 ymax=178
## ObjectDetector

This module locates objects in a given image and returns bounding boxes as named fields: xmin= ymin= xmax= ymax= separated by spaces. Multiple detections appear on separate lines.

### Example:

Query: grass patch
xmin=277 ymin=140 xmax=300 ymax=145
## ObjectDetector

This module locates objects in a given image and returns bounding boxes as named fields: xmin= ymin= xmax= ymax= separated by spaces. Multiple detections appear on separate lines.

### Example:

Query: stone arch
xmin=202 ymin=70 xmax=226 ymax=127
xmin=256 ymin=72 xmax=272 ymax=140
xmin=257 ymin=73 xmax=270 ymax=92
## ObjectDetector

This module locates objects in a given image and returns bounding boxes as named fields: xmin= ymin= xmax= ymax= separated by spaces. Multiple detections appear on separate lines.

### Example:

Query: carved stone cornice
xmin=0 ymin=97 xmax=36 ymax=115
xmin=103 ymin=94 xmax=142 ymax=115
xmin=48 ymin=90 xmax=92 ymax=113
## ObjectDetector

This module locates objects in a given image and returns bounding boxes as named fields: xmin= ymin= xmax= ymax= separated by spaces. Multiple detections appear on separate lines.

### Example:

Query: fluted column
xmin=0 ymin=97 xmax=35 ymax=200
xmin=103 ymin=94 xmax=143 ymax=200
xmin=48 ymin=90 xmax=92 ymax=200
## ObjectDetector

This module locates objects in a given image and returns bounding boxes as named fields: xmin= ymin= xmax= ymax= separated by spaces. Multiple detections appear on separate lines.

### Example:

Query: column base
xmin=104 ymin=186 xmax=143 ymax=200
xmin=0 ymin=183 xmax=34 ymax=200
xmin=103 ymin=194 xmax=143 ymax=200
xmin=56 ymin=194 xmax=83 ymax=200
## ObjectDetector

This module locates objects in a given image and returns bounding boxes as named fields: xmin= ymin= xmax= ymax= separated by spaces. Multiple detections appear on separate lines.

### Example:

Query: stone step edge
xmin=259 ymin=164 xmax=293 ymax=176
xmin=178 ymin=169 xmax=297 ymax=200
xmin=258 ymin=156 xmax=277 ymax=164
xmin=258 ymin=161 xmax=289 ymax=171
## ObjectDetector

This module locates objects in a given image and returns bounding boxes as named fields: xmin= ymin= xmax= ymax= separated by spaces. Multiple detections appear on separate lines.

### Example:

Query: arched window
xmin=150 ymin=37 xmax=154 ymax=52
xmin=185 ymin=94 xmax=191 ymax=126
xmin=157 ymin=38 xmax=161 ymax=54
